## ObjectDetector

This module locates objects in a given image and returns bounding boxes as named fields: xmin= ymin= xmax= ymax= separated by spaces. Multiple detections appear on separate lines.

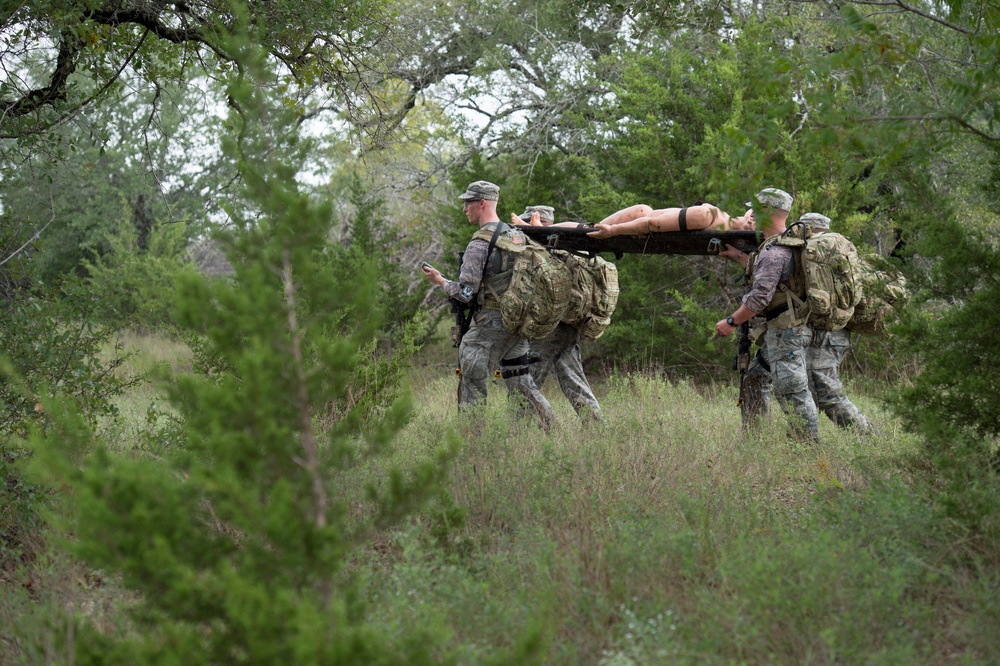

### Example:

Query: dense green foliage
xmin=0 ymin=124 xmax=203 ymax=285
xmin=0 ymin=276 xmax=137 ymax=438
xmin=84 ymin=217 xmax=194 ymax=327
xmin=0 ymin=273 xmax=137 ymax=574
xmin=0 ymin=0 xmax=397 ymax=151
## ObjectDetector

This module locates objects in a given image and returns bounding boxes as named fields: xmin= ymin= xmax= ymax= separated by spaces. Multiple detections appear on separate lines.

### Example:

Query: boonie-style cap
xmin=459 ymin=180 xmax=500 ymax=201
xmin=799 ymin=212 xmax=831 ymax=229
xmin=745 ymin=187 xmax=793 ymax=212
xmin=519 ymin=205 xmax=555 ymax=223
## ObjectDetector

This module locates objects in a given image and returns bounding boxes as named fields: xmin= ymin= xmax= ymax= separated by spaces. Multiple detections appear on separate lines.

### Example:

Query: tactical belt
xmin=765 ymin=304 xmax=789 ymax=322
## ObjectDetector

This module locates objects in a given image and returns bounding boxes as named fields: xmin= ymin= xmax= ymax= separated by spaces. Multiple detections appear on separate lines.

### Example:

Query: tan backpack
xmin=773 ymin=225 xmax=864 ymax=331
xmin=559 ymin=252 xmax=620 ymax=339
xmin=473 ymin=226 xmax=573 ymax=340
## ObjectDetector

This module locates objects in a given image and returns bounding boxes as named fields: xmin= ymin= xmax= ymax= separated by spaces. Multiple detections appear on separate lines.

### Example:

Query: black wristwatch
xmin=726 ymin=315 xmax=736 ymax=327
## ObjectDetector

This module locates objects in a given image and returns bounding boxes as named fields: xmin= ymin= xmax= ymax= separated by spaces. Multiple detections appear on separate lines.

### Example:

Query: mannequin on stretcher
xmin=511 ymin=203 xmax=754 ymax=236
xmin=586 ymin=203 xmax=754 ymax=238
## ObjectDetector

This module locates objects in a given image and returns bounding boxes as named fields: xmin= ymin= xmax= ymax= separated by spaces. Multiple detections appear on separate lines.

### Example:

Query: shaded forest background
xmin=1 ymin=0 xmax=999 ymax=662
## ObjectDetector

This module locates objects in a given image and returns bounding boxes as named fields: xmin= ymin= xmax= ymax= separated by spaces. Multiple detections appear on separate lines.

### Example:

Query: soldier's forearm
xmin=728 ymin=304 xmax=759 ymax=326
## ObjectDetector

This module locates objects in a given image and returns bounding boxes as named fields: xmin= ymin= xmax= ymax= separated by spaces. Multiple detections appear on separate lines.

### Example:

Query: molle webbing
xmin=480 ymin=268 xmax=513 ymax=305
xmin=471 ymin=224 xmax=572 ymax=340
xmin=753 ymin=234 xmax=806 ymax=328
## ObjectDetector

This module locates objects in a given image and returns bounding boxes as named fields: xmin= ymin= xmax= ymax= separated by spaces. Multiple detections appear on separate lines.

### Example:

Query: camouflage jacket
xmin=743 ymin=243 xmax=795 ymax=314
xmin=444 ymin=222 xmax=508 ymax=304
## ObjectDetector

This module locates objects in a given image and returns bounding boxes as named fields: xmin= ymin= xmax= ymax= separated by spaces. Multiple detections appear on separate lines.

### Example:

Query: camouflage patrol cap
xmin=519 ymin=205 xmax=555 ymax=223
xmin=459 ymin=180 xmax=500 ymax=201
xmin=799 ymin=212 xmax=831 ymax=229
xmin=745 ymin=187 xmax=793 ymax=212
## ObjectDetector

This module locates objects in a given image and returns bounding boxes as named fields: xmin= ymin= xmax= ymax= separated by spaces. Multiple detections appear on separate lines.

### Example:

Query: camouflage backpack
xmin=845 ymin=254 xmax=908 ymax=335
xmin=473 ymin=225 xmax=573 ymax=340
xmin=773 ymin=225 xmax=863 ymax=331
xmin=559 ymin=252 xmax=620 ymax=339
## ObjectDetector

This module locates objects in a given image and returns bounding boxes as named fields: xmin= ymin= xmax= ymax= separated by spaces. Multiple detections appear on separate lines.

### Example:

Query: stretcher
xmin=519 ymin=226 xmax=762 ymax=258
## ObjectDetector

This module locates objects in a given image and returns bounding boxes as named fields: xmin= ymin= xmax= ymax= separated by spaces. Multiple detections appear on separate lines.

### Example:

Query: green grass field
xmin=2 ymin=330 xmax=998 ymax=664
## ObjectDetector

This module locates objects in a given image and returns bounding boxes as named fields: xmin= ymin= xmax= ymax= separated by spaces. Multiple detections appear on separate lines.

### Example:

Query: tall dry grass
xmin=354 ymin=369 xmax=995 ymax=664
xmin=4 ymin=332 xmax=999 ymax=665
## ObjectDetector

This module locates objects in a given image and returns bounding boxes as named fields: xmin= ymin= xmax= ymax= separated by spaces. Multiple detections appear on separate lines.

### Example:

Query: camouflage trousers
xmin=761 ymin=324 xmax=819 ymax=442
xmin=743 ymin=329 xmax=870 ymax=437
xmin=807 ymin=329 xmax=871 ymax=431
xmin=528 ymin=323 xmax=603 ymax=421
xmin=459 ymin=309 xmax=555 ymax=430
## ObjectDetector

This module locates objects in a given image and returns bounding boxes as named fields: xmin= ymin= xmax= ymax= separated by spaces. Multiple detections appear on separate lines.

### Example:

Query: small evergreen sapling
xmin=32 ymin=33 xmax=454 ymax=664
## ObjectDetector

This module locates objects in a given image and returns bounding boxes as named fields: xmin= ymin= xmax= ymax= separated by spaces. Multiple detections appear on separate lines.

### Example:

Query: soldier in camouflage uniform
xmin=718 ymin=188 xmax=794 ymax=431
xmin=799 ymin=213 xmax=871 ymax=432
xmin=515 ymin=205 xmax=605 ymax=422
xmin=716 ymin=188 xmax=822 ymax=443
xmin=422 ymin=182 xmax=556 ymax=430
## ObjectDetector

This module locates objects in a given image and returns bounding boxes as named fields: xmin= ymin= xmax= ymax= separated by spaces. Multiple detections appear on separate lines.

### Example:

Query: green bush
xmin=0 ymin=273 xmax=137 ymax=580
xmin=0 ymin=276 xmax=138 ymax=439
xmin=84 ymin=215 xmax=194 ymax=328
xmin=0 ymin=447 xmax=46 ymax=573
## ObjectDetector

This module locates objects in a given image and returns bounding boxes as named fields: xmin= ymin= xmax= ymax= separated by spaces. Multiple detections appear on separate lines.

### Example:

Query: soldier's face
xmin=463 ymin=199 xmax=483 ymax=222
xmin=755 ymin=205 xmax=773 ymax=228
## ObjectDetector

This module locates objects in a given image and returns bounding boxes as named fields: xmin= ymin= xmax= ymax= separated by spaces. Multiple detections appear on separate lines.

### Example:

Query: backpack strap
xmin=481 ymin=222 xmax=508 ymax=272
xmin=770 ymin=226 xmax=809 ymax=327
xmin=477 ymin=222 xmax=509 ymax=305
xmin=777 ymin=282 xmax=808 ymax=323
xmin=752 ymin=231 xmax=809 ymax=330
